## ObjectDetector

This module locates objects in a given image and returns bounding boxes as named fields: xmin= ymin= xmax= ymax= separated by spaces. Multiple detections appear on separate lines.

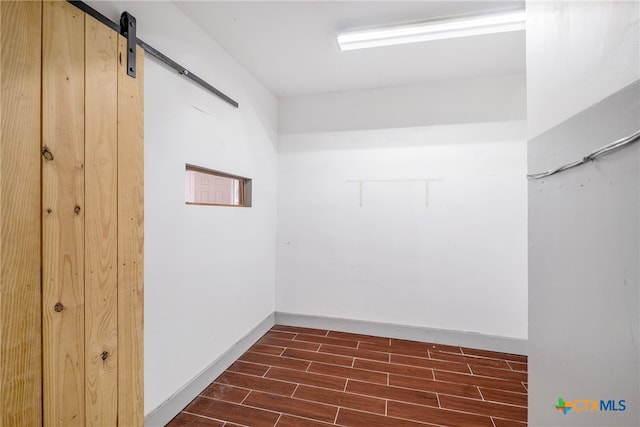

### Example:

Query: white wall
xmin=527 ymin=0 xmax=640 ymax=425
xmin=88 ymin=1 xmax=278 ymax=415
xmin=277 ymin=121 xmax=528 ymax=339
xmin=280 ymin=73 xmax=526 ymax=134
xmin=527 ymin=0 xmax=639 ymax=138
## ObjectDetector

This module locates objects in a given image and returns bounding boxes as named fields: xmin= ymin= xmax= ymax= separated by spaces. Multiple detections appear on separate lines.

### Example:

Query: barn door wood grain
xmin=85 ymin=15 xmax=119 ymax=427
xmin=1 ymin=2 xmax=143 ymax=424
xmin=117 ymin=36 xmax=145 ymax=427
xmin=0 ymin=1 xmax=43 ymax=425
xmin=40 ymin=2 xmax=144 ymax=426
xmin=42 ymin=1 xmax=86 ymax=425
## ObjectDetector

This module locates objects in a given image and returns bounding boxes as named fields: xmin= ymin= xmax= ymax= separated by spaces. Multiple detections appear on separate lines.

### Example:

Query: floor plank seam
xmin=333 ymin=407 xmax=340 ymax=424
xmin=182 ymin=410 xmax=231 ymax=424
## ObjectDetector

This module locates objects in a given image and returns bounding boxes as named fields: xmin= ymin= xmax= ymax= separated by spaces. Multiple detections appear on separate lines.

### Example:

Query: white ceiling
xmin=175 ymin=1 xmax=526 ymax=97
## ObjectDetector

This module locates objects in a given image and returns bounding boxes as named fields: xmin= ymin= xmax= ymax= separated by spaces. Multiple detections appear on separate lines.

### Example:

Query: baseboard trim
xmin=275 ymin=312 xmax=527 ymax=355
xmin=144 ymin=312 xmax=276 ymax=426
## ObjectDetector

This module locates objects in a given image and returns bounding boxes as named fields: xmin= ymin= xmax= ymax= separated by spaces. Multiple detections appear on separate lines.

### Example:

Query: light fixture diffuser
xmin=336 ymin=10 xmax=525 ymax=51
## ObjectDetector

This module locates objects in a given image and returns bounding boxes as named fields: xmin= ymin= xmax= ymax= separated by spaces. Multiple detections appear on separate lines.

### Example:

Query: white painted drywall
xmin=526 ymin=0 xmax=640 ymax=425
xmin=277 ymin=121 xmax=528 ymax=340
xmin=526 ymin=0 xmax=639 ymax=138
xmin=87 ymin=1 xmax=278 ymax=415
xmin=280 ymin=74 xmax=526 ymax=134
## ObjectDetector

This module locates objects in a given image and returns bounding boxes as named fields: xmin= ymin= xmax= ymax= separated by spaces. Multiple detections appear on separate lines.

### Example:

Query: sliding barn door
xmin=1 ymin=2 xmax=144 ymax=425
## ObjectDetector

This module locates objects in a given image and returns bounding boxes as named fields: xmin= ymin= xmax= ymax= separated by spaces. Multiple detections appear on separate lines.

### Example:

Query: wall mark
xmin=346 ymin=179 xmax=443 ymax=207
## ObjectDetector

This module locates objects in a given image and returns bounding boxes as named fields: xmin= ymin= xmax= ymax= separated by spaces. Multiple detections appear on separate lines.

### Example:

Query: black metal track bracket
xmin=67 ymin=0 xmax=238 ymax=107
xmin=120 ymin=12 xmax=137 ymax=78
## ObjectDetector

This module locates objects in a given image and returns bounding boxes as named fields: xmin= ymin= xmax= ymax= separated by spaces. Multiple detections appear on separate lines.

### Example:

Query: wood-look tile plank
xmin=308 ymin=362 xmax=388 ymax=384
xmin=265 ymin=330 xmax=298 ymax=340
xmin=470 ymin=365 xmax=528 ymax=382
xmin=282 ymin=348 xmax=354 ymax=366
xmin=389 ymin=375 xmax=482 ymax=399
xmin=336 ymin=408 xmax=439 ymax=427
xmin=215 ymin=372 xmax=296 ymax=397
xmin=319 ymin=344 xmax=390 ymax=362
xmin=250 ymin=343 xmax=286 ymax=356
xmin=353 ymin=359 xmax=434 ymax=379
xmin=507 ymin=361 xmax=528 ymax=372
xmin=293 ymin=334 xmax=359 ymax=348
xmin=425 ymin=343 xmax=463 ymax=354
xmin=428 ymin=350 xmax=511 ymax=369
xmin=358 ymin=342 xmax=429 ymax=358
xmin=479 ymin=388 xmax=528 ymax=407
xmin=227 ymin=360 xmax=270 ymax=377
xmin=434 ymin=371 xmax=527 ymax=393
xmin=276 ymin=414 xmax=335 ymax=427
xmin=259 ymin=337 xmax=322 ymax=352
xmin=265 ymin=367 xmax=347 ymax=391
xmin=391 ymin=354 xmax=471 ymax=373
xmin=200 ymin=383 xmax=250 ymax=403
xmin=272 ymin=325 xmax=329 ymax=336
xmin=293 ymin=385 xmax=386 ymax=414
xmin=167 ymin=412 xmax=225 ymax=426
xmin=243 ymin=391 xmax=337 ymax=423
xmin=492 ymin=418 xmax=528 ymax=427
xmin=239 ymin=351 xmax=310 ymax=371
xmin=346 ymin=380 xmax=439 ymax=407
xmin=184 ymin=397 xmax=279 ymax=427
xmin=387 ymin=400 xmax=494 ymax=427
xmin=389 ymin=339 xmax=431 ymax=352
xmin=326 ymin=331 xmax=391 ymax=345
xmin=461 ymin=348 xmax=527 ymax=364
xmin=439 ymin=395 xmax=527 ymax=422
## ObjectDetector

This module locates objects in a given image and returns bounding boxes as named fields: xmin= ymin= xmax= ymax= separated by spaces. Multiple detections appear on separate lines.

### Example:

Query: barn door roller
xmin=120 ymin=12 xmax=137 ymax=78
xmin=67 ymin=1 xmax=239 ymax=108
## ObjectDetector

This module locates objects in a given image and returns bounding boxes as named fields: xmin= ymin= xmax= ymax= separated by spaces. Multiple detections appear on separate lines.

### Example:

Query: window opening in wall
xmin=185 ymin=164 xmax=252 ymax=207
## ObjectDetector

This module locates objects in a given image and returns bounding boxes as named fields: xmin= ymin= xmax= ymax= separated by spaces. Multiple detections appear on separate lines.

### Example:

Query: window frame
xmin=185 ymin=163 xmax=252 ymax=207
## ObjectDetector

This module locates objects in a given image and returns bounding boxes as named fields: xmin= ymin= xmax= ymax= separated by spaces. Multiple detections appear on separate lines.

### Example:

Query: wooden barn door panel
xmin=42 ymin=1 xmax=86 ymax=425
xmin=0 ymin=2 xmax=43 ymax=425
xmin=85 ymin=15 xmax=119 ymax=426
xmin=2 ymin=2 xmax=144 ymax=424
xmin=117 ymin=37 xmax=145 ymax=427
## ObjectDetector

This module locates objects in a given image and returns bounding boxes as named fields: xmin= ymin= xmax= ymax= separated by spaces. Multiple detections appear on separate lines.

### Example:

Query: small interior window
xmin=185 ymin=164 xmax=251 ymax=207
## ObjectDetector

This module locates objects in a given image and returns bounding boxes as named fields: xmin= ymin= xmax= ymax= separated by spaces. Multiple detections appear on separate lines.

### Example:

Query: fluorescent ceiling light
xmin=336 ymin=10 xmax=525 ymax=51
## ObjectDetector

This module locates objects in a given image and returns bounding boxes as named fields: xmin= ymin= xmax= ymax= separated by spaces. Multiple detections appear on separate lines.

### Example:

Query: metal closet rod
xmin=527 ymin=129 xmax=640 ymax=180
xmin=68 ymin=0 xmax=239 ymax=108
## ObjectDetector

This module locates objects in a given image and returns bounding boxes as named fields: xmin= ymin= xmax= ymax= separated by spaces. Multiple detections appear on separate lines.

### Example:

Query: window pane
xmin=185 ymin=165 xmax=251 ymax=207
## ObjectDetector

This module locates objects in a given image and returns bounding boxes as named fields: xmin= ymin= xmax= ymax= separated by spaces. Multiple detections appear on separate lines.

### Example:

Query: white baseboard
xmin=275 ymin=312 xmax=527 ymax=356
xmin=144 ymin=311 xmax=527 ymax=426
xmin=144 ymin=313 xmax=275 ymax=427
